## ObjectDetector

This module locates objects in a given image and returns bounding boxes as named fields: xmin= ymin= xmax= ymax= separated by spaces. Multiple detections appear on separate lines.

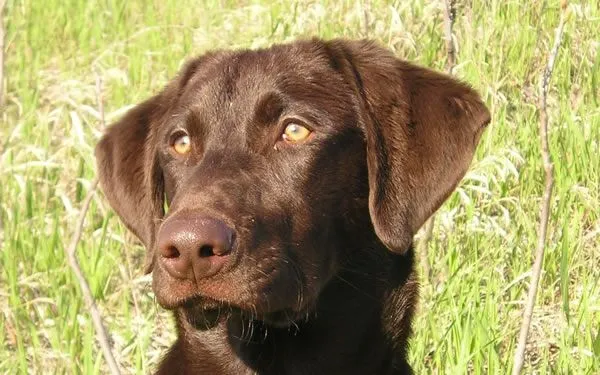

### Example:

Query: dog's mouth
xmin=153 ymin=252 xmax=316 ymax=327
xmin=177 ymin=296 xmax=236 ymax=329
xmin=153 ymin=274 xmax=314 ymax=329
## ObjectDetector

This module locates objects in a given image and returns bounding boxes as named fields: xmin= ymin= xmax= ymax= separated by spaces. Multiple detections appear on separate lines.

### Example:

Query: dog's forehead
xmin=177 ymin=43 xmax=350 ymax=136
xmin=189 ymin=45 xmax=327 ymax=98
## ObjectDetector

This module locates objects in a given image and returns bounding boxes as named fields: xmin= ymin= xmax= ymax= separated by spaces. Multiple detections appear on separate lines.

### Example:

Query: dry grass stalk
xmin=417 ymin=216 xmax=435 ymax=280
xmin=511 ymin=2 xmax=567 ymax=374
xmin=64 ymin=74 xmax=122 ymax=375
xmin=362 ymin=0 xmax=371 ymax=37
xmin=442 ymin=0 xmax=456 ymax=73
xmin=0 ymin=0 xmax=6 ymax=109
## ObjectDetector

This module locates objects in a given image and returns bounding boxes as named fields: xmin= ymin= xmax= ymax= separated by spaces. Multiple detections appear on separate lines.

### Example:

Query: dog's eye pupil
xmin=282 ymin=123 xmax=311 ymax=143
xmin=172 ymin=134 xmax=191 ymax=155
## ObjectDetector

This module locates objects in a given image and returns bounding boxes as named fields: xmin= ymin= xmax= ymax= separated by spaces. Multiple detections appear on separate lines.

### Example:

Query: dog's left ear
xmin=325 ymin=39 xmax=490 ymax=253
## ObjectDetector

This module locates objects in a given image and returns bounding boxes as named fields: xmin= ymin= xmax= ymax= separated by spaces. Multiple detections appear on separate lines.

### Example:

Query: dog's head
xmin=96 ymin=39 xmax=489 ymax=325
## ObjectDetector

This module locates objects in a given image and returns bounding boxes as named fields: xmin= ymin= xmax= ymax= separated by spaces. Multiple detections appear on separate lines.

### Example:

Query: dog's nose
xmin=157 ymin=213 xmax=235 ymax=280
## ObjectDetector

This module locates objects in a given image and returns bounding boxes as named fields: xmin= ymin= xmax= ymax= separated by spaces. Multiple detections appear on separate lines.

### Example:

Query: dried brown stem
xmin=95 ymin=73 xmax=106 ymax=128
xmin=0 ymin=0 xmax=6 ymax=109
xmin=443 ymin=0 xmax=456 ymax=74
xmin=64 ymin=73 xmax=121 ymax=375
xmin=511 ymin=4 xmax=566 ymax=374
xmin=65 ymin=178 xmax=121 ymax=375
xmin=417 ymin=216 xmax=435 ymax=280
xmin=362 ymin=0 xmax=371 ymax=37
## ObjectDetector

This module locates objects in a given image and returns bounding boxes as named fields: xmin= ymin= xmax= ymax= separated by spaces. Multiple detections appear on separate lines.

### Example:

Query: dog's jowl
xmin=96 ymin=39 xmax=490 ymax=375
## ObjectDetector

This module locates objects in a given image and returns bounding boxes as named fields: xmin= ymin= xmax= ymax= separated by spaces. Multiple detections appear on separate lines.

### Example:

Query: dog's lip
xmin=154 ymin=280 xmax=201 ymax=309
xmin=153 ymin=272 xmax=242 ymax=310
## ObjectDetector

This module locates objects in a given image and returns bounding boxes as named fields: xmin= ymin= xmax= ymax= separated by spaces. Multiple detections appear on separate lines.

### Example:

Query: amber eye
xmin=171 ymin=133 xmax=191 ymax=155
xmin=282 ymin=123 xmax=311 ymax=143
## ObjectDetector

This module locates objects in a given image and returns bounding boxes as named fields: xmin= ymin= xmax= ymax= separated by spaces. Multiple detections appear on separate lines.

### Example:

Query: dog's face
xmin=96 ymin=39 xmax=489 ymax=326
xmin=152 ymin=44 xmax=368 ymax=322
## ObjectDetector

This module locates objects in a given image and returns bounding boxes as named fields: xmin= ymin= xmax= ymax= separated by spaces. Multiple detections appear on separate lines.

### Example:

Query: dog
xmin=95 ymin=38 xmax=489 ymax=374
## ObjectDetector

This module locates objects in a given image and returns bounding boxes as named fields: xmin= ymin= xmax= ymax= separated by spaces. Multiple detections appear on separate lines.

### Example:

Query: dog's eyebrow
xmin=180 ymin=110 xmax=208 ymax=140
xmin=251 ymin=92 xmax=286 ymax=127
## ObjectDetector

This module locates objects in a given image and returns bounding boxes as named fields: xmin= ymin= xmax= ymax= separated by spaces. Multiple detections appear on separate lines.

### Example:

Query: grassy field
xmin=1 ymin=0 xmax=599 ymax=373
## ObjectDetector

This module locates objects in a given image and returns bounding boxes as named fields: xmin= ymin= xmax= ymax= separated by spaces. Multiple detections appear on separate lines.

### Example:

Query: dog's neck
xmin=158 ymin=247 xmax=416 ymax=375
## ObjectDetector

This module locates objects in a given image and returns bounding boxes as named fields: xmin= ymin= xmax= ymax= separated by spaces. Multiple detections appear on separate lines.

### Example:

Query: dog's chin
xmin=178 ymin=297 xmax=311 ymax=331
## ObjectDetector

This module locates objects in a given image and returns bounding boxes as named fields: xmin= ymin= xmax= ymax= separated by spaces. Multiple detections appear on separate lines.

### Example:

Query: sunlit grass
xmin=1 ymin=0 xmax=598 ymax=373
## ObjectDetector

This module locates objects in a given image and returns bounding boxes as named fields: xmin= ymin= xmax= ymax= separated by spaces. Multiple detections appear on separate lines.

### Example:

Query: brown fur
xmin=96 ymin=39 xmax=489 ymax=374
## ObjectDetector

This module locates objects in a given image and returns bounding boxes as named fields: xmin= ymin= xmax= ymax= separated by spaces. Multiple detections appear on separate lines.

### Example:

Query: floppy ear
xmin=95 ymin=95 xmax=166 ymax=273
xmin=325 ymin=39 xmax=490 ymax=253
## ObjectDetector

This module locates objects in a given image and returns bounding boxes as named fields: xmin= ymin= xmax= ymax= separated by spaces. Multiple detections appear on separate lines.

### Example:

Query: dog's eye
xmin=282 ymin=123 xmax=311 ymax=143
xmin=171 ymin=132 xmax=191 ymax=155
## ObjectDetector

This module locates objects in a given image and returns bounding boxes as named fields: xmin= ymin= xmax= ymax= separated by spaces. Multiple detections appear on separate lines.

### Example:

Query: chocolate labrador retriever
xmin=96 ymin=39 xmax=489 ymax=374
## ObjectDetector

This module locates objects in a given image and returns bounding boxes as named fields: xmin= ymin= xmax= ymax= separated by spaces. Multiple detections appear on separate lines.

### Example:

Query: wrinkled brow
xmin=251 ymin=92 xmax=286 ymax=127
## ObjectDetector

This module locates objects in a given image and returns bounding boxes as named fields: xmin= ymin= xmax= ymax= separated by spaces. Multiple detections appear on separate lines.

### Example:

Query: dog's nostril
xmin=199 ymin=245 xmax=215 ymax=258
xmin=162 ymin=246 xmax=180 ymax=259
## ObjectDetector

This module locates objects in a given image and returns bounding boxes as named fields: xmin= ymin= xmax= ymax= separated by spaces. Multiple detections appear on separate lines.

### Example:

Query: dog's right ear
xmin=95 ymin=57 xmax=209 ymax=273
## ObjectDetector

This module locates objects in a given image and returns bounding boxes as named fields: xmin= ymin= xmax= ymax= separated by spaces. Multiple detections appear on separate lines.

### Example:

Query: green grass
xmin=1 ymin=0 xmax=598 ymax=373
